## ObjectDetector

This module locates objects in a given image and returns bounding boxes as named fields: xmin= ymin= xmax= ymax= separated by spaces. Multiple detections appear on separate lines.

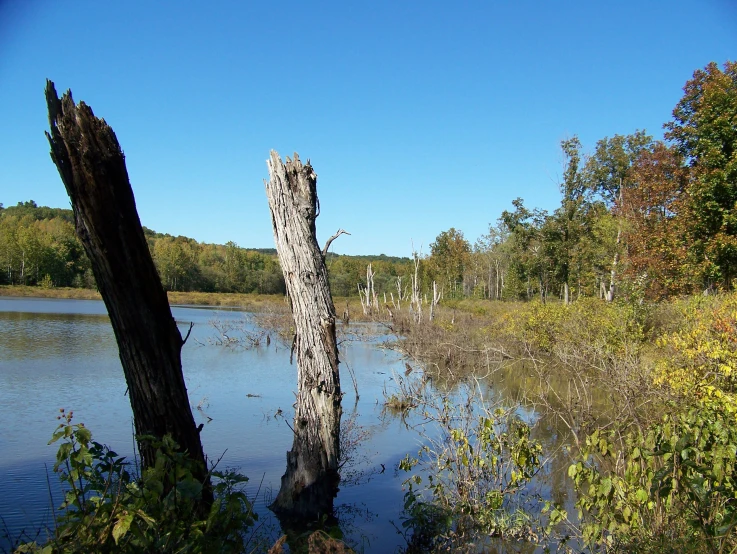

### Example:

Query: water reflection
xmin=0 ymin=311 xmax=113 ymax=360
xmin=0 ymin=297 xmax=583 ymax=553
xmin=0 ymin=298 xmax=417 ymax=553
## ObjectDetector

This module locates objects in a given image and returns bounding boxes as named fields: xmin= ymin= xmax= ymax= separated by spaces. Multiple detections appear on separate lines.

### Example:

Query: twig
xmin=322 ymin=228 xmax=350 ymax=258
xmin=182 ymin=322 xmax=194 ymax=345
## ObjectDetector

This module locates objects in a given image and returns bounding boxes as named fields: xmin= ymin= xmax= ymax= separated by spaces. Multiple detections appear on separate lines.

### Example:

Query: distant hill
xmin=1 ymin=200 xmax=405 ymax=260
xmin=0 ymin=200 xmax=412 ymax=296
xmin=1 ymin=200 xmax=74 ymax=223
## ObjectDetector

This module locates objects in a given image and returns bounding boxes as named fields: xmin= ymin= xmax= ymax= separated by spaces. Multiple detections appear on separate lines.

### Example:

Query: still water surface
xmin=0 ymin=297 xmax=420 ymax=552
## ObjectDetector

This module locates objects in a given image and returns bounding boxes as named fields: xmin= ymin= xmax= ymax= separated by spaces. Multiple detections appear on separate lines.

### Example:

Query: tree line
xmin=0 ymin=200 xmax=288 ymax=294
xmin=337 ymin=61 xmax=736 ymax=305
xmin=0 ymin=199 xmax=414 ymax=297
xmin=3 ymin=61 xmax=734 ymax=304
xmin=424 ymin=61 xmax=737 ymax=303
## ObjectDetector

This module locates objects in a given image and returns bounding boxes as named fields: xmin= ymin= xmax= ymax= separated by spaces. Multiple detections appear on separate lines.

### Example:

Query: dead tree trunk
xmin=358 ymin=263 xmax=376 ymax=315
xmin=606 ymin=183 xmax=624 ymax=303
xmin=44 ymin=81 xmax=211 ymax=500
xmin=410 ymin=249 xmax=422 ymax=323
xmin=265 ymin=151 xmax=342 ymax=520
xmin=429 ymin=280 xmax=441 ymax=322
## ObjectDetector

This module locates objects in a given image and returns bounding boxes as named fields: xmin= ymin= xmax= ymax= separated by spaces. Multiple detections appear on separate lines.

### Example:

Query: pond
xmin=0 ymin=297 xmax=427 ymax=552
xmin=0 ymin=297 xmax=579 ymax=553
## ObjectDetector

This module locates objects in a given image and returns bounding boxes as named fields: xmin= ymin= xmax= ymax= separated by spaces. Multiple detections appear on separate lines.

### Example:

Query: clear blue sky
xmin=1 ymin=0 xmax=735 ymax=257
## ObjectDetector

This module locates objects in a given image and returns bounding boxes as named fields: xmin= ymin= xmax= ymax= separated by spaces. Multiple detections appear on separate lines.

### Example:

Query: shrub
xmin=17 ymin=410 xmax=256 ymax=554
xmin=396 ymin=385 xmax=543 ymax=552
xmin=654 ymin=293 xmax=737 ymax=402
xmin=570 ymin=398 xmax=737 ymax=552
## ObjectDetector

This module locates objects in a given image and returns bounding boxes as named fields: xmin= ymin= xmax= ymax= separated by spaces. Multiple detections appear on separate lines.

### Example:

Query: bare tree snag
xmin=410 ymin=249 xmax=423 ymax=323
xmin=358 ymin=263 xmax=376 ymax=316
xmin=44 ymin=81 xmax=211 ymax=501
xmin=429 ymin=280 xmax=441 ymax=322
xmin=265 ymin=151 xmax=342 ymax=520
xmin=606 ymin=184 xmax=624 ymax=303
xmin=322 ymin=228 xmax=350 ymax=258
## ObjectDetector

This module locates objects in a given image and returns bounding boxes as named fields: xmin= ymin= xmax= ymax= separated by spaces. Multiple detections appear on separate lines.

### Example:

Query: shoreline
xmin=0 ymin=285 xmax=371 ymax=316
xmin=0 ymin=285 xmax=286 ymax=309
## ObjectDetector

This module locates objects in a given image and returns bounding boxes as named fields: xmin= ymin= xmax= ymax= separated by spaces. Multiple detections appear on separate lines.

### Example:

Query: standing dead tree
xmin=429 ymin=280 xmax=442 ymax=322
xmin=265 ymin=151 xmax=343 ymax=520
xmin=44 ymin=81 xmax=211 ymax=501
xmin=390 ymin=275 xmax=409 ymax=312
xmin=410 ymin=248 xmax=423 ymax=323
xmin=358 ymin=263 xmax=376 ymax=315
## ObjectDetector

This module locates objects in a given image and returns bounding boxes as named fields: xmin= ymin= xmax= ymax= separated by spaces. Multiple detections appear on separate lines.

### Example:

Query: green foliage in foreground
xmin=396 ymin=389 xmax=543 ymax=552
xmin=570 ymin=398 xmax=737 ymax=553
xmin=392 ymin=292 xmax=737 ymax=552
xmin=17 ymin=410 xmax=256 ymax=554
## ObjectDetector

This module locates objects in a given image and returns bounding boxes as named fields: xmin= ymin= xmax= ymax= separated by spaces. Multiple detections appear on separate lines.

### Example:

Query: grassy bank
xmin=0 ymin=285 xmax=102 ymax=300
xmin=0 ymin=285 xmax=289 ymax=310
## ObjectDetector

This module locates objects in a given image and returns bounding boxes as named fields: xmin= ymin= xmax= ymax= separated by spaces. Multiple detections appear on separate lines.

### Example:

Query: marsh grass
xmin=0 ymin=285 xmax=101 ymax=300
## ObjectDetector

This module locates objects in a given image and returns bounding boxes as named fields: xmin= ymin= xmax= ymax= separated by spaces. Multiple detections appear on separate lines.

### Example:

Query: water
xmin=0 ymin=297 xmax=418 ymax=552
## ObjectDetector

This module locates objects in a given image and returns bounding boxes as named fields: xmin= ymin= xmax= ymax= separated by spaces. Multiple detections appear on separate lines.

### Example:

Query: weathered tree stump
xmin=44 ymin=81 xmax=211 ymax=501
xmin=265 ymin=151 xmax=342 ymax=520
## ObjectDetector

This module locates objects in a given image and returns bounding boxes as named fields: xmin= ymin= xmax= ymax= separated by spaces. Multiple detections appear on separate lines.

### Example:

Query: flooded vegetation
xmin=4 ymin=291 xmax=736 ymax=553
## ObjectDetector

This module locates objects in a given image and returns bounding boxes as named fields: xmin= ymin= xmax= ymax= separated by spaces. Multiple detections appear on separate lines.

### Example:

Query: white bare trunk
xmin=265 ymin=151 xmax=341 ymax=519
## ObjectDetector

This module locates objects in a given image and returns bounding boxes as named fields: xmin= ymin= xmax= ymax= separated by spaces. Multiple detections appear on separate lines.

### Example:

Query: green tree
xmin=551 ymin=136 xmax=589 ymax=304
xmin=0 ymin=215 xmax=21 ymax=284
xmin=584 ymin=132 xmax=654 ymax=300
xmin=500 ymin=198 xmax=550 ymax=300
xmin=153 ymin=236 xmax=200 ymax=291
xmin=473 ymin=221 xmax=510 ymax=300
xmin=665 ymin=60 xmax=737 ymax=289
xmin=585 ymin=131 xmax=654 ymax=206
xmin=429 ymin=228 xmax=471 ymax=299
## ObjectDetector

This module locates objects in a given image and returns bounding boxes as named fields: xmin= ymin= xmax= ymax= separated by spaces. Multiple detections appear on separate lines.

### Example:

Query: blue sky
xmin=1 ymin=0 xmax=735 ymax=257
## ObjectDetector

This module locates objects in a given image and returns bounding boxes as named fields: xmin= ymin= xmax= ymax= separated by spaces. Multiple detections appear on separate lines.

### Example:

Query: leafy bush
xmin=17 ymin=410 xmax=256 ymax=554
xmin=396 ymin=385 xmax=543 ymax=552
xmin=569 ymin=398 xmax=737 ymax=552
xmin=500 ymin=297 xmax=644 ymax=357
xmin=654 ymin=293 xmax=737 ymax=402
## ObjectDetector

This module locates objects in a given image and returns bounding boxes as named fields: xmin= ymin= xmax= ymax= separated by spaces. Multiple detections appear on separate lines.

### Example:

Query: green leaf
xmin=75 ymin=426 xmax=92 ymax=444
xmin=54 ymin=442 xmax=72 ymax=470
xmin=49 ymin=428 xmax=67 ymax=445
xmin=112 ymin=512 xmax=134 ymax=544
xmin=176 ymin=478 xmax=203 ymax=498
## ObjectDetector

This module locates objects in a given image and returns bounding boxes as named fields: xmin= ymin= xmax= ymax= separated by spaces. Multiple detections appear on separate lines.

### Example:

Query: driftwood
xmin=44 ymin=81 xmax=211 ymax=500
xmin=265 ymin=151 xmax=342 ymax=519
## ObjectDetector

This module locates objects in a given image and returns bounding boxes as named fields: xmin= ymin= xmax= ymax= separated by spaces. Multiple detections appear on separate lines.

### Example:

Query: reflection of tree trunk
xmin=265 ymin=151 xmax=342 ymax=520
xmin=44 ymin=82 xmax=211 ymax=502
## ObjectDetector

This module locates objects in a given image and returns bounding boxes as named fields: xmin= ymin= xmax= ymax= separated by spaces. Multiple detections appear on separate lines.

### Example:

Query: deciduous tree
xmin=620 ymin=143 xmax=689 ymax=298
xmin=665 ymin=61 xmax=737 ymax=289
xmin=429 ymin=227 xmax=471 ymax=299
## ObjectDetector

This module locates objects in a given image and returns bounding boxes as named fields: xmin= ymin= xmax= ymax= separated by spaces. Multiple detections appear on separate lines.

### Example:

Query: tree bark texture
xmin=265 ymin=151 xmax=342 ymax=519
xmin=44 ymin=81 xmax=210 ymax=495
